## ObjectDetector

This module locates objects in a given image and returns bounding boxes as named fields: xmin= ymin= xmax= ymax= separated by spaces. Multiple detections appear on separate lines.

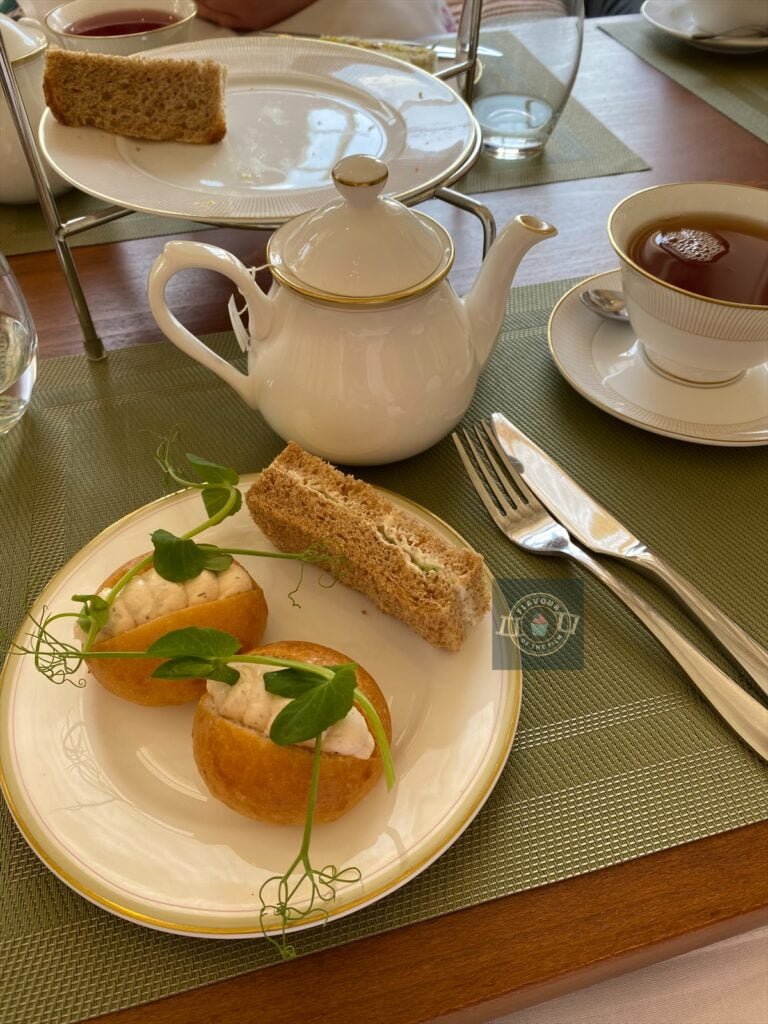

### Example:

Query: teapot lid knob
xmin=332 ymin=156 xmax=388 ymax=206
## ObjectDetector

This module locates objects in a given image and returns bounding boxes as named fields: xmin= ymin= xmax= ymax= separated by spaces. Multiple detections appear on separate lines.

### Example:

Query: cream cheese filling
xmin=79 ymin=562 xmax=253 ymax=642
xmin=207 ymin=663 xmax=374 ymax=759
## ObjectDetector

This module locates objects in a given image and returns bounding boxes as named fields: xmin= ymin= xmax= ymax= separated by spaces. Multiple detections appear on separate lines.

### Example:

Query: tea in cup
xmin=608 ymin=182 xmax=768 ymax=384
xmin=41 ymin=0 xmax=196 ymax=55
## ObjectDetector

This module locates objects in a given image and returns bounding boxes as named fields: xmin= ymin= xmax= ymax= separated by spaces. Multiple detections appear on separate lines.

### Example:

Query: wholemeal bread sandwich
xmin=193 ymin=640 xmax=391 ymax=824
xmin=82 ymin=556 xmax=267 ymax=705
xmin=246 ymin=443 xmax=490 ymax=651
xmin=43 ymin=48 xmax=227 ymax=144
xmin=321 ymin=35 xmax=438 ymax=73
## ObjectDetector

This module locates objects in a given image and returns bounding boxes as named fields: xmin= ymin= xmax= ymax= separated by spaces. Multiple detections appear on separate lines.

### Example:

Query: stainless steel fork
xmin=453 ymin=425 xmax=768 ymax=762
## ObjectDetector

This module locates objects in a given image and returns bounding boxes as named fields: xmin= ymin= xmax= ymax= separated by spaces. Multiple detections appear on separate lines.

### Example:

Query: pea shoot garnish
xmin=26 ymin=438 xmax=345 ymax=668
xmin=3 ymin=437 xmax=392 ymax=958
xmin=159 ymin=628 xmax=394 ymax=958
xmin=7 ymin=623 xmax=395 ymax=956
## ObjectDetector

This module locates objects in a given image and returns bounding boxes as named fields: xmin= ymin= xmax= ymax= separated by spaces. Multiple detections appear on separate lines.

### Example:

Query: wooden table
xmin=8 ymin=16 xmax=768 ymax=1024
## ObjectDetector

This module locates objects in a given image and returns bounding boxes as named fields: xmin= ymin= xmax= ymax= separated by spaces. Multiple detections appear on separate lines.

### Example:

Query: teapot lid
xmin=0 ymin=13 xmax=47 ymax=64
xmin=267 ymin=155 xmax=454 ymax=304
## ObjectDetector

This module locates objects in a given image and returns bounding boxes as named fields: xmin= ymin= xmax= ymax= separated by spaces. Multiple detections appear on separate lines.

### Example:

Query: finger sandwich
xmin=246 ymin=443 xmax=490 ymax=651
xmin=43 ymin=48 xmax=227 ymax=144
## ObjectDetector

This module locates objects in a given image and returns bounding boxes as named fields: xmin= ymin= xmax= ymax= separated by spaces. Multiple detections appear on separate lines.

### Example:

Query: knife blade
xmin=490 ymin=412 xmax=768 ymax=696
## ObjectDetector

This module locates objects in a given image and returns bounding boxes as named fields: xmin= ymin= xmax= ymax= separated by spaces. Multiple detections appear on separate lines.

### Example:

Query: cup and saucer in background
xmin=547 ymin=182 xmax=768 ymax=447
xmin=20 ymin=0 xmax=196 ymax=55
xmin=641 ymin=0 xmax=768 ymax=54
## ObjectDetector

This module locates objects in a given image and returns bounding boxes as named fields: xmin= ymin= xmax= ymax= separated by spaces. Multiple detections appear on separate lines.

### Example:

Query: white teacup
xmin=686 ymin=0 xmax=768 ymax=35
xmin=40 ymin=0 xmax=196 ymax=55
xmin=608 ymin=182 xmax=768 ymax=385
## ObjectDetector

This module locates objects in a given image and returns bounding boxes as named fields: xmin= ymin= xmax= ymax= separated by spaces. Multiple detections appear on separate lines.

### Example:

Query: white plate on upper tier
xmin=641 ymin=0 xmax=768 ymax=53
xmin=0 ymin=477 xmax=520 ymax=939
xmin=39 ymin=36 xmax=479 ymax=227
xmin=548 ymin=270 xmax=768 ymax=446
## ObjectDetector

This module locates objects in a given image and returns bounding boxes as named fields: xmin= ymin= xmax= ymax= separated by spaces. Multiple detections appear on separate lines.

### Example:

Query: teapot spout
xmin=463 ymin=215 xmax=557 ymax=368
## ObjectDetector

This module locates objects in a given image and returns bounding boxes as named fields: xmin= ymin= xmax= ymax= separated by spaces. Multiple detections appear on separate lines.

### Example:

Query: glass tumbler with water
xmin=467 ymin=0 xmax=584 ymax=160
xmin=0 ymin=253 xmax=37 ymax=436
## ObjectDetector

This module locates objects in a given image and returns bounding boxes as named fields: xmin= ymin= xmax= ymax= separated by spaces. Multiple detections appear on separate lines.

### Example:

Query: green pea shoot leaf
xmin=269 ymin=663 xmax=358 ymax=746
xmin=264 ymin=667 xmax=324 ymax=698
xmin=202 ymin=485 xmax=242 ymax=520
xmin=147 ymin=626 xmax=241 ymax=660
xmin=152 ymin=656 xmax=240 ymax=685
xmin=196 ymin=544 xmax=234 ymax=572
xmin=151 ymin=529 xmax=206 ymax=582
xmin=72 ymin=593 xmax=110 ymax=633
xmin=186 ymin=454 xmax=239 ymax=486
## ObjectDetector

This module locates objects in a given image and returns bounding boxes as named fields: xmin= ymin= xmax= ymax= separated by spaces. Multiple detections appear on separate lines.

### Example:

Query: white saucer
xmin=548 ymin=271 xmax=768 ymax=447
xmin=641 ymin=0 xmax=768 ymax=53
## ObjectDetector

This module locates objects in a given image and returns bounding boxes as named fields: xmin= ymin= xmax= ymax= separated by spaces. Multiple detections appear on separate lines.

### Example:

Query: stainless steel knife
xmin=490 ymin=412 xmax=768 ymax=697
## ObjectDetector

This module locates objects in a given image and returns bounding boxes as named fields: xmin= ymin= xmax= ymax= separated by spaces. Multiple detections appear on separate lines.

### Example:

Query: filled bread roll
xmin=192 ymin=641 xmax=392 ymax=824
xmin=85 ymin=556 xmax=268 ymax=706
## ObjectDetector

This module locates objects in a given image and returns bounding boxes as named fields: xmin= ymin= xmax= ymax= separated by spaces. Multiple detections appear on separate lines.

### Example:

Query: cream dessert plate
xmin=0 ymin=478 xmax=520 ymax=938
xmin=549 ymin=271 xmax=768 ymax=446
xmin=641 ymin=0 xmax=768 ymax=53
xmin=39 ymin=36 xmax=479 ymax=227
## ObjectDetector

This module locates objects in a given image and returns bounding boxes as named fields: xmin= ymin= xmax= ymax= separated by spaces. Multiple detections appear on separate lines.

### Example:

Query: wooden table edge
xmin=89 ymin=819 xmax=768 ymax=1024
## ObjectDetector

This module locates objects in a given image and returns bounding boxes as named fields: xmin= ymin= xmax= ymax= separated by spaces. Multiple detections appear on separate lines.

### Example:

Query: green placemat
xmin=600 ymin=19 xmax=768 ymax=143
xmin=0 ymin=189 xmax=213 ymax=258
xmin=456 ymin=26 xmax=649 ymax=194
xmin=2 ymin=279 xmax=767 ymax=1024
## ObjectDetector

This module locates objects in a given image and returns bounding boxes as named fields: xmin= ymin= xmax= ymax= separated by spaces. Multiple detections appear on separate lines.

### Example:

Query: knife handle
xmin=629 ymin=549 xmax=768 ymax=699
xmin=565 ymin=542 xmax=768 ymax=763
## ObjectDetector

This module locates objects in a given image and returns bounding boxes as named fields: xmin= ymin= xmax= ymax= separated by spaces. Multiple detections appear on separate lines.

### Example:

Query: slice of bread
xmin=321 ymin=35 xmax=438 ymax=73
xmin=246 ymin=443 xmax=490 ymax=651
xmin=43 ymin=48 xmax=227 ymax=144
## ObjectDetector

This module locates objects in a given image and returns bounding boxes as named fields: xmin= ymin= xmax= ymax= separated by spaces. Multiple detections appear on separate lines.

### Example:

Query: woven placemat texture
xmin=600 ymin=20 xmax=768 ymax=143
xmin=0 ymin=189 xmax=212 ymax=258
xmin=1 ymin=278 xmax=767 ymax=1024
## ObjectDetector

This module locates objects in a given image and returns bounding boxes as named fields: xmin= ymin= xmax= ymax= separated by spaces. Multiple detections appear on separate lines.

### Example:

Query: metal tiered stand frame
xmin=0 ymin=0 xmax=492 ymax=361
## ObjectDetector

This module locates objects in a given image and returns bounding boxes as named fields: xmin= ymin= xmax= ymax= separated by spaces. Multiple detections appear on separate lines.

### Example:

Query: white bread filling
xmin=79 ymin=563 xmax=253 ymax=642
xmin=207 ymin=664 xmax=374 ymax=759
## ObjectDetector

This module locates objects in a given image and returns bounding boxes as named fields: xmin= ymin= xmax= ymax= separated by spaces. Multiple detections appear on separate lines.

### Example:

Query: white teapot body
xmin=246 ymin=279 xmax=478 ymax=466
xmin=147 ymin=158 xmax=556 ymax=466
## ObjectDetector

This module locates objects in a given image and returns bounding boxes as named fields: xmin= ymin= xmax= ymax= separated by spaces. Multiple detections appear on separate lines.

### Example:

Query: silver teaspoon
xmin=579 ymin=288 xmax=630 ymax=322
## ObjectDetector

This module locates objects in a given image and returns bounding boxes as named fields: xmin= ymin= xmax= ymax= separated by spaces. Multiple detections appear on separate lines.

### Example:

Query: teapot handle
xmin=147 ymin=241 xmax=273 ymax=407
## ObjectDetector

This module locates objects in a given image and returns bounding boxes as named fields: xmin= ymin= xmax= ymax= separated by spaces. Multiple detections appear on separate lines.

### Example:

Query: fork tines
xmin=452 ymin=421 xmax=537 ymax=524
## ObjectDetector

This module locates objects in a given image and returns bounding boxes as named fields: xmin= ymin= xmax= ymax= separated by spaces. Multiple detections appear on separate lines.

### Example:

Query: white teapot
xmin=147 ymin=155 xmax=556 ymax=465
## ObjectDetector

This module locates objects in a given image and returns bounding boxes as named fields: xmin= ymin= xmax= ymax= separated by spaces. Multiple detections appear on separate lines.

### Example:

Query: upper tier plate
xmin=39 ymin=36 xmax=480 ymax=227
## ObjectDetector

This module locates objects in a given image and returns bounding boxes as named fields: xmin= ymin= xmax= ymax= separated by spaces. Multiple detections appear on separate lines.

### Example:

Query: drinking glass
xmin=466 ymin=0 xmax=584 ymax=160
xmin=0 ymin=252 xmax=37 ymax=436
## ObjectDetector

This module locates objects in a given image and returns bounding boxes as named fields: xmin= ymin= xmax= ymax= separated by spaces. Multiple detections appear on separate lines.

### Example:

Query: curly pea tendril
xmin=2 ymin=439 xmax=394 ymax=957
